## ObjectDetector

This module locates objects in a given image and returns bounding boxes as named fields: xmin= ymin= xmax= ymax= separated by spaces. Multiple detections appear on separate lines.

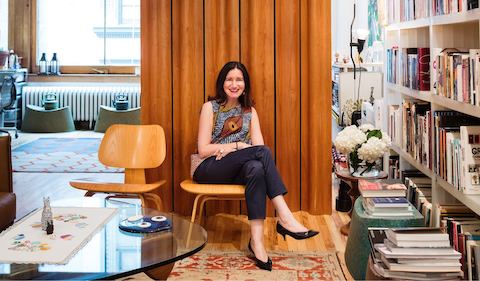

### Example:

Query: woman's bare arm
xmin=197 ymin=102 xmax=236 ymax=158
xmin=250 ymin=107 xmax=264 ymax=146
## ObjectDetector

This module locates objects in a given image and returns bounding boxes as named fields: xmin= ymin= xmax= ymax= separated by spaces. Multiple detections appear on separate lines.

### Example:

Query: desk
xmin=0 ymin=198 xmax=207 ymax=280
xmin=334 ymin=169 xmax=387 ymax=235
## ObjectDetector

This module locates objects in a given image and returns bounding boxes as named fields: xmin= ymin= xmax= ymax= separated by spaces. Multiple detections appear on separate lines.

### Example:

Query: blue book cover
xmin=371 ymin=197 xmax=409 ymax=205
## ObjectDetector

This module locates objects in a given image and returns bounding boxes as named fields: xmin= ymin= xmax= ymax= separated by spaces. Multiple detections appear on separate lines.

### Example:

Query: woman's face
xmin=223 ymin=68 xmax=245 ymax=101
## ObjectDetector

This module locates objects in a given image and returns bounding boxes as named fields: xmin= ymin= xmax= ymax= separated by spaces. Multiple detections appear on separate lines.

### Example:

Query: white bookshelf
xmin=436 ymin=176 xmax=480 ymax=215
xmin=384 ymin=7 xmax=480 ymax=224
xmin=390 ymin=144 xmax=435 ymax=179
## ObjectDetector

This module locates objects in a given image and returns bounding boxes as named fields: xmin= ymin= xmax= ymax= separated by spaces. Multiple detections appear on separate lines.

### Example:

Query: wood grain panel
xmin=275 ymin=0 xmax=301 ymax=211
xmin=172 ymin=0 xmax=205 ymax=215
xmin=301 ymin=0 xmax=331 ymax=214
xmin=204 ymin=0 xmax=240 ymax=99
xmin=240 ymin=0 xmax=275 ymax=216
xmin=141 ymin=0 xmax=173 ymax=211
xmin=204 ymin=0 xmax=241 ymax=216
xmin=8 ymin=0 xmax=33 ymax=70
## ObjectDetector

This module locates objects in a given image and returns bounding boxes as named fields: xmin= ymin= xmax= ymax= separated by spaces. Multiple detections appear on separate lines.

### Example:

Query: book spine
xmin=418 ymin=48 xmax=431 ymax=91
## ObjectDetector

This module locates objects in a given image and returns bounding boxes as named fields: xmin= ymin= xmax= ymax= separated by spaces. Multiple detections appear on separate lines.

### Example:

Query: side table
xmin=334 ymin=169 xmax=387 ymax=235
xmin=344 ymin=197 xmax=424 ymax=280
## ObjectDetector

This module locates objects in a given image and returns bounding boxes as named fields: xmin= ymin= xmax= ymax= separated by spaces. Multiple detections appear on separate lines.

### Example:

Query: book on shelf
xmin=386 ymin=47 xmax=430 ymax=91
xmin=468 ymin=0 xmax=480 ymax=10
xmin=388 ymin=155 xmax=400 ymax=179
xmin=460 ymin=126 xmax=480 ymax=194
xmin=358 ymin=179 xmax=407 ymax=197
xmin=401 ymin=101 xmax=432 ymax=169
xmin=466 ymin=240 xmax=480 ymax=281
xmin=433 ymin=48 xmax=480 ymax=105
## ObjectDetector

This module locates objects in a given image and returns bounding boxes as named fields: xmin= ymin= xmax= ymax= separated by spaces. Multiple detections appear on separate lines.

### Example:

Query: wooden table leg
xmin=340 ymin=181 xmax=360 ymax=236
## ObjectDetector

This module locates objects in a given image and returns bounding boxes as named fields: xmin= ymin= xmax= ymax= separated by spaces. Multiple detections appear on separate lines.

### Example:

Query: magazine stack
xmin=359 ymin=179 xmax=415 ymax=217
xmin=369 ymin=227 xmax=463 ymax=280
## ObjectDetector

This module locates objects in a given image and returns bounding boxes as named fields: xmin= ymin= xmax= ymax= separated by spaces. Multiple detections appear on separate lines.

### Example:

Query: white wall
xmin=0 ymin=0 xmax=7 ymax=50
xmin=331 ymin=0 xmax=368 ymax=62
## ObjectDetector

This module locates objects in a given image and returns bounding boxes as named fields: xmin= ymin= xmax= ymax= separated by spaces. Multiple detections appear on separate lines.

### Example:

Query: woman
xmin=193 ymin=61 xmax=318 ymax=271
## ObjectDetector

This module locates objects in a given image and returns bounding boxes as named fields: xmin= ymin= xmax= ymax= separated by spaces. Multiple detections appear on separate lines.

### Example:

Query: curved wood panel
xmin=141 ymin=0 xmax=173 ymax=211
xmin=141 ymin=0 xmax=332 ymax=215
xmin=300 ymin=0 xmax=332 ymax=214
xmin=205 ymin=0 xmax=240 ymax=99
xmin=241 ymin=0 xmax=275 ymax=216
xmin=275 ymin=0 xmax=301 ymax=211
xmin=204 ymin=0 xmax=241 ymax=216
xmin=172 ymin=0 xmax=205 ymax=216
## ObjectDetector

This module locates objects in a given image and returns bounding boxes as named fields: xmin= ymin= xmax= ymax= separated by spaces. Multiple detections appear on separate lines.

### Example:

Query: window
xmin=37 ymin=0 xmax=140 ymax=70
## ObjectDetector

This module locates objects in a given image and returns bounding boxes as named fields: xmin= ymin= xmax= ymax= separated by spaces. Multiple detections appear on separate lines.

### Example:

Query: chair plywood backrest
xmin=99 ymin=124 xmax=166 ymax=169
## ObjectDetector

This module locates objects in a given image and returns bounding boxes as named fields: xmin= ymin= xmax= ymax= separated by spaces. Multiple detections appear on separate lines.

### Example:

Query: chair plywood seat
xmin=180 ymin=179 xmax=245 ymax=225
xmin=70 ymin=179 xmax=166 ymax=194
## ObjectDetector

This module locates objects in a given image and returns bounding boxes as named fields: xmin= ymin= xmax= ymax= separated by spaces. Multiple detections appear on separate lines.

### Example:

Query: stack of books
xmin=369 ymin=227 xmax=463 ymax=280
xmin=359 ymin=179 xmax=415 ymax=217
xmin=363 ymin=197 xmax=413 ymax=217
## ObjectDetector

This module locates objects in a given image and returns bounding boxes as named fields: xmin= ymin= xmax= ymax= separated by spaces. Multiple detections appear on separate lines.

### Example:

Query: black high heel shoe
xmin=276 ymin=222 xmax=319 ymax=240
xmin=248 ymin=239 xmax=272 ymax=271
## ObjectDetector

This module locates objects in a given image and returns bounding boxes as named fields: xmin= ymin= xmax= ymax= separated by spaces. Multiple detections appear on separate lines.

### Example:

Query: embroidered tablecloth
xmin=0 ymin=207 xmax=117 ymax=264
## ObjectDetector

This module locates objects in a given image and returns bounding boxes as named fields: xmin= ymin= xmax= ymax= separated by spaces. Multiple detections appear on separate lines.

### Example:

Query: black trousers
xmin=193 ymin=145 xmax=287 ymax=220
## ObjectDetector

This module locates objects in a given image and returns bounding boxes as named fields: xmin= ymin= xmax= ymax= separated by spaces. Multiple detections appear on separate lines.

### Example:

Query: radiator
xmin=22 ymin=83 xmax=141 ymax=127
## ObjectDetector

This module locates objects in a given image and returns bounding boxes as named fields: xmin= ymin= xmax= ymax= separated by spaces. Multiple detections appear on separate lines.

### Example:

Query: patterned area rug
xmin=167 ymin=250 xmax=346 ymax=281
xmin=12 ymin=138 xmax=122 ymax=173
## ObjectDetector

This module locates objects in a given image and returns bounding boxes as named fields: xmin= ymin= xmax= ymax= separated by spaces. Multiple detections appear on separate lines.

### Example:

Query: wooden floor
xmin=11 ymin=131 xmax=352 ymax=280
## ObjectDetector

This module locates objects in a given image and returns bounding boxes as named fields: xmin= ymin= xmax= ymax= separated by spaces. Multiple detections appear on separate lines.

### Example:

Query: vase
xmin=347 ymin=156 xmax=381 ymax=178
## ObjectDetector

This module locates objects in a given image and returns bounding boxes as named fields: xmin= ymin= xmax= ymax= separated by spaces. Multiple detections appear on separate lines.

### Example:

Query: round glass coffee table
xmin=0 ymin=198 xmax=207 ymax=280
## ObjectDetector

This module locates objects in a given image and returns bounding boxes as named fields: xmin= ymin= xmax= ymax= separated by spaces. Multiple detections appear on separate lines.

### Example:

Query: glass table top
xmin=0 ymin=197 xmax=207 ymax=280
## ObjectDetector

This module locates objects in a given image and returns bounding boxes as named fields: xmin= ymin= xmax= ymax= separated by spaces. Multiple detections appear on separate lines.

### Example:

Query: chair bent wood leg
xmin=84 ymin=191 xmax=96 ymax=197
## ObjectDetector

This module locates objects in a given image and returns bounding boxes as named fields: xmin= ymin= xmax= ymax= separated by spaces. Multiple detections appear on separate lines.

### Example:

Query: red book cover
xmin=418 ymin=48 xmax=431 ymax=91
xmin=358 ymin=179 xmax=407 ymax=197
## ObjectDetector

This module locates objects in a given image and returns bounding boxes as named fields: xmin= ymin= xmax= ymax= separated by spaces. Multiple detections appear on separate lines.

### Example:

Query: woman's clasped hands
xmin=214 ymin=142 xmax=252 ymax=160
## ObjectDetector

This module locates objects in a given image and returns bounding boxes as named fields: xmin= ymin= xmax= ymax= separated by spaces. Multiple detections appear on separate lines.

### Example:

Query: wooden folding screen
xmin=141 ymin=0 xmax=331 ymax=215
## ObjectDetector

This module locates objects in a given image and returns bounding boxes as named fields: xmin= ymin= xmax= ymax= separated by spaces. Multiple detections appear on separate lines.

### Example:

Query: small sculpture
xmin=41 ymin=197 xmax=53 ymax=232
xmin=46 ymin=221 xmax=54 ymax=235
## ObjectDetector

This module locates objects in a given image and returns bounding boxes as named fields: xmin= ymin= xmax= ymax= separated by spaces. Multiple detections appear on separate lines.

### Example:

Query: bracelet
xmin=236 ymin=142 xmax=239 ymax=150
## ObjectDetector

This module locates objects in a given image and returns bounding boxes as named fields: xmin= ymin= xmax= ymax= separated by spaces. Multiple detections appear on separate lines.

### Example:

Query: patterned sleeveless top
xmin=211 ymin=100 xmax=252 ymax=145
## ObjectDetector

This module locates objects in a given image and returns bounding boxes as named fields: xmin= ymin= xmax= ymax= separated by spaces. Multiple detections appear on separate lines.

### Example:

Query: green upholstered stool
xmin=94 ymin=105 xmax=141 ymax=133
xmin=345 ymin=197 xmax=424 ymax=280
xmin=21 ymin=105 xmax=75 ymax=133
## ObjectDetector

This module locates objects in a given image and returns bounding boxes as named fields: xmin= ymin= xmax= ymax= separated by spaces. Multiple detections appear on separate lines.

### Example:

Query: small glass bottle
xmin=8 ymin=50 xmax=16 ymax=69
xmin=39 ymin=53 xmax=48 ymax=75
xmin=49 ymin=53 xmax=59 ymax=75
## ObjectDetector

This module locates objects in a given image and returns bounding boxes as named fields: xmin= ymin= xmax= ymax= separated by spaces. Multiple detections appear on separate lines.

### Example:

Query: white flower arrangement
xmin=334 ymin=123 xmax=391 ymax=176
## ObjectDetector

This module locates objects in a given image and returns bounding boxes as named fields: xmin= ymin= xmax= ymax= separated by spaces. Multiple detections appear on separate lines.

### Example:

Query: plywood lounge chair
xmin=70 ymin=124 xmax=166 ymax=210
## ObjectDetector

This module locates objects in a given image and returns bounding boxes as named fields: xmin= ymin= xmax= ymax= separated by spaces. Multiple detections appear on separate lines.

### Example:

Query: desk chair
xmin=70 ymin=124 xmax=167 ymax=210
xmin=180 ymin=179 xmax=245 ymax=224
xmin=0 ymin=76 xmax=17 ymax=138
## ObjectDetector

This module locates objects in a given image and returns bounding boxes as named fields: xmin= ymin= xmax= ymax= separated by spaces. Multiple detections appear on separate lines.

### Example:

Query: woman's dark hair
xmin=208 ymin=61 xmax=254 ymax=108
